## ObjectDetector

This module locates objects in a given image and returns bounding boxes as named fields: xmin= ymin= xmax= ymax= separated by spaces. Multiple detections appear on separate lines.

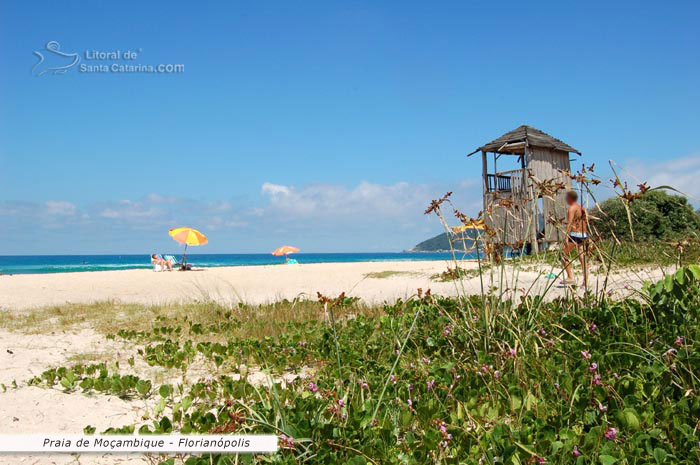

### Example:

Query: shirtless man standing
xmin=562 ymin=190 xmax=588 ymax=286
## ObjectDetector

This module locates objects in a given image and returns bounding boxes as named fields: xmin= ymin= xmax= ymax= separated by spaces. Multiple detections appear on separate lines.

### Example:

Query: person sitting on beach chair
xmin=151 ymin=253 xmax=174 ymax=272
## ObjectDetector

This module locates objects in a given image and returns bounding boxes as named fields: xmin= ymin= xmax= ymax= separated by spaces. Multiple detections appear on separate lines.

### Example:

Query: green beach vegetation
xmin=593 ymin=190 xmax=700 ymax=242
xmin=364 ymin=270 xmax=422 ymax=279
xmin=8 ymin=264 xmax=699 ymax=464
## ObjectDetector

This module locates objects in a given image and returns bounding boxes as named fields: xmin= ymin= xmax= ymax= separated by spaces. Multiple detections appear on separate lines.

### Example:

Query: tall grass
xmin=0 ymin=298 xmax=382 ymax=342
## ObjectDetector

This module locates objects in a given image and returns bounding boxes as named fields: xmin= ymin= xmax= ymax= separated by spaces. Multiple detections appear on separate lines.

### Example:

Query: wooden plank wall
xmin=483 ymin=191 xmax=530 ymax=246
xmin=526 ymin=147 xmax=573 ymax=243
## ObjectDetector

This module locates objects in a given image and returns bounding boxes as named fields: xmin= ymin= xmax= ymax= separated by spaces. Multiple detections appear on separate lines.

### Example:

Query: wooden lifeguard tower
xmin=467 ymin=125 xmax=581 ymax=254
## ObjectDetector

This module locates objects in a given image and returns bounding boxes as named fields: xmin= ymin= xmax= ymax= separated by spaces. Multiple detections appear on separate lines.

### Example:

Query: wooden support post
xmin=525 ymin=145 xmax=539 ymax=254
xmin=481 ymin=151 xmax=490 ymax=260
xmin=481 ymin=151 xmax=488 ymax=212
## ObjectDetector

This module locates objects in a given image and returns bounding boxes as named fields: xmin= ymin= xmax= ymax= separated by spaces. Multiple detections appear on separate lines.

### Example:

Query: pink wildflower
xmin=279 ymin=433 xmax=295 ymax=449
xmin=604 ymin=427 xmax=617 ymax=440
xmin=438 ymin=421 xmax=452 ymax=448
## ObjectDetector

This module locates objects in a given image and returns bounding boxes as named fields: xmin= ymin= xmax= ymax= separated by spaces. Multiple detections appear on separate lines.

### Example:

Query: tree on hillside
xmin=593 ymin=190 xmax=700 ymax=241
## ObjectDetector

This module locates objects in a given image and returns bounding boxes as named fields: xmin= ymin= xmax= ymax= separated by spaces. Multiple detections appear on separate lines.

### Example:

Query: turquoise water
xmin=0 ymin=252 xmax=469 ymax=275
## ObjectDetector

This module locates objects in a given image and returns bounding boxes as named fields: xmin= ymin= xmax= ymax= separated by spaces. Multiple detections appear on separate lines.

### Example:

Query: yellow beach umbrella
xmin=451 ymin=219 xmax=485 ymax=234
xmin=169 ymin=227 xmax=208 ymax=266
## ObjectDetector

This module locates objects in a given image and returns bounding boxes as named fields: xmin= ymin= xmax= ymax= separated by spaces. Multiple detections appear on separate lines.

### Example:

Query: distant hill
xmin=407 ymin=230 xmax=480 ymax=252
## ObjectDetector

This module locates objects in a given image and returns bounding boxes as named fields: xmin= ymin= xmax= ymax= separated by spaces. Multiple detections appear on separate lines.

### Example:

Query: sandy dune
xmin=0 ymin=329 xmax=150 ymax=465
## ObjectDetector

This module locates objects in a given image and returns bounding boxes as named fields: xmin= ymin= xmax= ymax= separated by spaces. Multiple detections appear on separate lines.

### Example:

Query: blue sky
xmin=1 ymin=1 xmax=698 ymax=254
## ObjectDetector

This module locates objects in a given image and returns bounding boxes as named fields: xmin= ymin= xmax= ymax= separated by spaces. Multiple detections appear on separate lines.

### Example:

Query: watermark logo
xmin=32 ymin=41 xmax=80 ymax=76
xmin=33 ymin=41 xmax=184 ymax=76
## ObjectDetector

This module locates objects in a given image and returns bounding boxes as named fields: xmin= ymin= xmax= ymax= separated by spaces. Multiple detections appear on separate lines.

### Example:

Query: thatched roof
xmin=469 ymin=125 xmax=581 ymax=156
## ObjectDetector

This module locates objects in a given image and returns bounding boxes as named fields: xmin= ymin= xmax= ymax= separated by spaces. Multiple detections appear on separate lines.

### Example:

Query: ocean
xmin=0 ymin=252 xmax=467 ymax=275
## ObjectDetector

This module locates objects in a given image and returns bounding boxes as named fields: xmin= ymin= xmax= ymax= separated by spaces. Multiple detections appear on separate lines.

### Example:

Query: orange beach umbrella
xmin=169 ymin=227 xmax=208 ymax=265
xmin=272 ymin=245 xmax=299 ymax=256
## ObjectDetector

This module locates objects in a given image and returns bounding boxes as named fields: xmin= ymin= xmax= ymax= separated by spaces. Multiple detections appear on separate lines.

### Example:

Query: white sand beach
xmin=0 ymin=260 xmax=664 ymax=311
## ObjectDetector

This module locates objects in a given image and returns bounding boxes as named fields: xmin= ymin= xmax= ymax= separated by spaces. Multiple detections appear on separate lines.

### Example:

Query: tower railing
xmin=486 ymin=169 xmax=525 ymax=193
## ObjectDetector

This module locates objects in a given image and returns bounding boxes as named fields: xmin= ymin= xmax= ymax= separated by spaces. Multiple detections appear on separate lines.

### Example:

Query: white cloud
xmin=0 ymin=200 xmax=77 ymax=223
xmin=0 ymin=202 xmax=31 ymax=217
xmin=209 ymin=201 xmax=233 ymax=213
xmin=261 ymin=182 xmax=291 ymax=196
xmin=206 ymin=216 xmax=248 ymax=230
xmin=97 ymin=199 xmax=164 ymax=220
xmin=623 ymin=154 xmax=700 ymax=204
xmin=260 ymin=181 xmax=439 ymax=220
xmin=45 ymin=201 xmax=77 ymax=216
xmin=144 ymin=193 xmax=180 ymax=204
xmin=99 ymin=207 xmax=161 ymax=219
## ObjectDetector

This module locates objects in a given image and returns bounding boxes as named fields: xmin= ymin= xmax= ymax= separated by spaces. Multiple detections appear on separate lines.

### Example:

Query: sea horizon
xmin=0 ymin=252 xmax=470 ymax=275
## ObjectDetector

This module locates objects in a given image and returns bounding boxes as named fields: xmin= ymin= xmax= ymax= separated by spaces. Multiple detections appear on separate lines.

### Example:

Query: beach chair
xmin=165 ymin=254 xmax=193 ymax=271
xmin=163 ymin=255 xmax=180 ymax=266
